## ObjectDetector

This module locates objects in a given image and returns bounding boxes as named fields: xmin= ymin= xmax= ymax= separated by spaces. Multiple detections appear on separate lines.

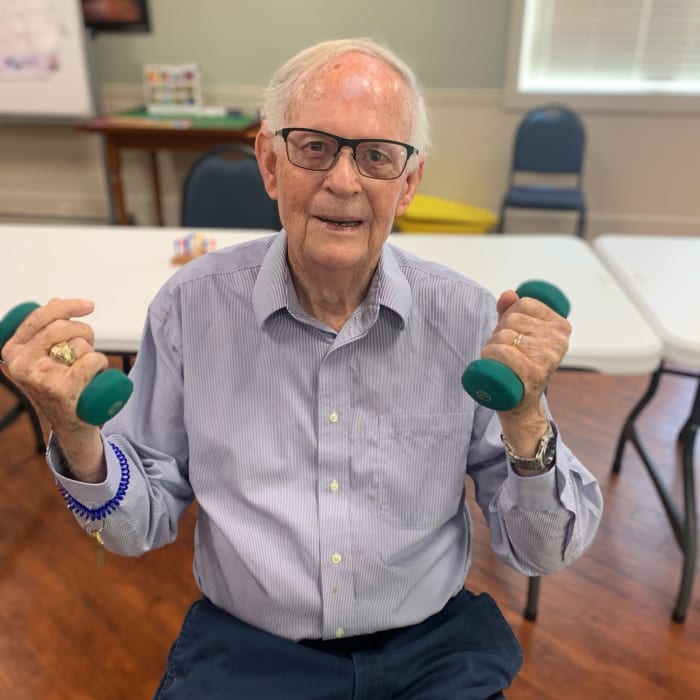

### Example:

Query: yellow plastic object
xmin=395 ymin=194 xmax=497 ymax=234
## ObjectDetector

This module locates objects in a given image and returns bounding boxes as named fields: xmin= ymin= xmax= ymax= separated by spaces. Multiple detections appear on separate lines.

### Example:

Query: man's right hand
xmin=1 ymin=298 xmax=108 ymax=482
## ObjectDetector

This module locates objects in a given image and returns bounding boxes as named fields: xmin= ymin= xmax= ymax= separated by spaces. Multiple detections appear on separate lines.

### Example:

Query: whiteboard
xmin=0 ymin=0 xmax=96 ymax=120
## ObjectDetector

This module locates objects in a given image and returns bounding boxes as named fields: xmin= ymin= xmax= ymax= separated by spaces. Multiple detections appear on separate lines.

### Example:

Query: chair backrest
xmin=181 ymin=143 xmax=281 ymax=230
xmin=511 ymin=104 xmax=585 ymax=176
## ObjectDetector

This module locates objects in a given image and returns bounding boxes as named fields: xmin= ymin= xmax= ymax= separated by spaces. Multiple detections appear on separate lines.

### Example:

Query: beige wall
xmin=0 ymin=0 xmax=698 ymax=238
xmin=90 ymin=0 xmax=509 ymax=88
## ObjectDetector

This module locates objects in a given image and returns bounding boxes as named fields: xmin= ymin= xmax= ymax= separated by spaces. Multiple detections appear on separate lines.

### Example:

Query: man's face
xmin=257 ymin=52 xmax=423 ymax=279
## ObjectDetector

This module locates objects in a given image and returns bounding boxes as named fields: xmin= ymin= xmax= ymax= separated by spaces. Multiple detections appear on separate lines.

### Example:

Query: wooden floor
xmin=0 ymin=367 xmax=698 ymax=699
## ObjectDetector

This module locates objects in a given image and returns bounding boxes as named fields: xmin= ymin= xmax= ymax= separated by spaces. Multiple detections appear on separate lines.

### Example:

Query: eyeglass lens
xmin=284 ymin=129 xmax=409 ymax=179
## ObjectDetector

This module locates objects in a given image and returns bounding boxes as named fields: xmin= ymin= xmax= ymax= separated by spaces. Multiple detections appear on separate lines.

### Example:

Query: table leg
xmin=672 ymin=387 xmax=699 ymax=622
xmin=149 ymin=150 xmax=165 ymax=226
xmin=678 ymin=380 xmax=700 ymax=444
xmin=612 ymin=364 xmax=699 ymax=622
xmin=105 ymin=137 xmax=129 ymax=225
xmin=612 ymin=366 xmax=662 ymax=474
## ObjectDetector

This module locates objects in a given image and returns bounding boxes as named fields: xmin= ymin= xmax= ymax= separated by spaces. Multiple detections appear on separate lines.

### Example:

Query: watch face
xmin=542 ymin=436 xmax=557 ymax=466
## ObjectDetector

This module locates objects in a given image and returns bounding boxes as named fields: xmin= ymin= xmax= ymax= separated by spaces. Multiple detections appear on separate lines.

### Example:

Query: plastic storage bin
xmin=395 ymin=194 xmax=497 ymax=234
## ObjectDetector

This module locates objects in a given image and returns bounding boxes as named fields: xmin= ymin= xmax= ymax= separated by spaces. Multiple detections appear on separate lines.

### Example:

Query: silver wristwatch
xmin=501 ymin=422 xmax=556 ymax=473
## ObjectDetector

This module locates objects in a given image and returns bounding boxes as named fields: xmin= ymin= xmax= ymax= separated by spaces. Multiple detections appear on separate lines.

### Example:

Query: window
xmin=506 ymin=0 xmax=700 ymax=112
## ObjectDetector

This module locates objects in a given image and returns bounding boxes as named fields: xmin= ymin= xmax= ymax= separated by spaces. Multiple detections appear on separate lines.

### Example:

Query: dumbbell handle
xmin=461 ymin=280 xmax=570 ymax=411
xmin=0 ymin=302 xmax=133 ymax=425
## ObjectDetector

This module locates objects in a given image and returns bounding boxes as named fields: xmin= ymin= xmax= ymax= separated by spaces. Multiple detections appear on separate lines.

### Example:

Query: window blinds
xmin=519 ymin=0 xmax=700 ymax=94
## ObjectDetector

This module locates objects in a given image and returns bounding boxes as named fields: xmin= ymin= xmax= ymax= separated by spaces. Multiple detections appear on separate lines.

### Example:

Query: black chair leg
xmin=524 ymin=575 xmax=540 ymax=620
xmin=0 ymin=373 xmax=45 ymax=453
xmin=497 ymin=206 xmax=507 ymax=234
xmin=121 ymin=353 xmax=135 ymax=373
xmin=576 ymin=208 xmax=586 ymax=238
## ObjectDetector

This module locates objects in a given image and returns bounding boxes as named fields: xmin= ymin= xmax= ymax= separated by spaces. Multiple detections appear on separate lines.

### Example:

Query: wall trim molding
xmin=99 ymin=84 xmax=504 ymax=113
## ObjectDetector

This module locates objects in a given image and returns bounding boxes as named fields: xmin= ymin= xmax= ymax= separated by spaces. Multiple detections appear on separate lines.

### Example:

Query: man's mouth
xmin=318 ymin=216 xmax=363 ymax=228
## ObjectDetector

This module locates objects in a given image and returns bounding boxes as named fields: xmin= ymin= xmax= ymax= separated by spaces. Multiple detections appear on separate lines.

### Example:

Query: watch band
xmin=501 ymin=422 xmax=556 ymax=473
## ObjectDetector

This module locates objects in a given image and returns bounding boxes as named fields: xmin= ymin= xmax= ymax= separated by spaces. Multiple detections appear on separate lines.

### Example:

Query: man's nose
xmin=324 ymin=147 xmax=362 ymax=191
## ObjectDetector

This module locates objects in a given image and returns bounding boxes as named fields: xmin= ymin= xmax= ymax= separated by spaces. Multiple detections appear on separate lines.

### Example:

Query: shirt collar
xmin=252 ymin=231 xmax=412 ymax=329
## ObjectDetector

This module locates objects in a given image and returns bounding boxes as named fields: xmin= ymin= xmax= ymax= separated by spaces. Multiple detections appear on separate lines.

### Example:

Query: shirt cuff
xmin=47 ymin=432 xmax=124 ymax=506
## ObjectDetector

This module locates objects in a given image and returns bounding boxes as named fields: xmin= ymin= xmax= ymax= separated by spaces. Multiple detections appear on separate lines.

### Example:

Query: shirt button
xmin=329 ymin=479 xmax=339 ymax=493
xmin=329 ymin=411 xmax=339 ymax=423
xmin=331 ymin=552 xmax=342 ymax=565
xmin=335 ymin=627 xmax=345 ymax=638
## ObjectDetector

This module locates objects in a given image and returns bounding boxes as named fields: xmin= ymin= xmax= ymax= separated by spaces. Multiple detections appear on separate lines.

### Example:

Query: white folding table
xmin=594 ymin=234 xmax=700 ymax=622
xmin=393 ymin=234 xmax=661 ymax=375
xmin=0 ymin=226 xmax=270 ymax=451
xmin=0 ymin=226 xmax=661 ymax=371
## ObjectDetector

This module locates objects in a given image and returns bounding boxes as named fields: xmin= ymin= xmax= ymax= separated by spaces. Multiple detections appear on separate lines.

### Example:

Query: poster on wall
xmin=0 ymin=0 xmax=95 ymax=120
xmin=0 ymin=0 xmax=63 ymax=77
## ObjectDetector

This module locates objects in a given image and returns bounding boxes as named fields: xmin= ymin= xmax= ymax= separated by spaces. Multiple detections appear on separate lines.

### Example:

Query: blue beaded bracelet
xmin=57 ymin=442 xmax=130 ymax=521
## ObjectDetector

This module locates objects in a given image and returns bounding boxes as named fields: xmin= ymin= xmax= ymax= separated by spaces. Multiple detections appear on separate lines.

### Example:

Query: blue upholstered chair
xmin=499 ymin=104 xmax=586 ymax=237
xmin=181 ymin=143 xmax=281 ymax=230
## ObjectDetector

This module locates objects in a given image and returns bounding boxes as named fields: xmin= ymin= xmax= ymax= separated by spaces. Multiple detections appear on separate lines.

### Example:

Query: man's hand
xmin=1 ymin=298 xmax=108 ymax=481
xmin=482 ymin=290 xmax=571 ymax=456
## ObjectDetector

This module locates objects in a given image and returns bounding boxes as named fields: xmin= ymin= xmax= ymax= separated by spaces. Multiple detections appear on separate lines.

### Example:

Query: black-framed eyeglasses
xmin=275 ymin=128 xmax=418 ymax=180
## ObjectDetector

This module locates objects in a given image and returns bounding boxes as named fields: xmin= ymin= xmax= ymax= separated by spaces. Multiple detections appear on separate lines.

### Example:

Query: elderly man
xmin=1 ymin=38 xmax=601 ymax=699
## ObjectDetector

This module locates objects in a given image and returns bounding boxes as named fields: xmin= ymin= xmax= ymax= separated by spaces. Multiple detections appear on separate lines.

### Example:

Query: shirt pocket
xmin=378 ymin=413 xmax=471 ymax=530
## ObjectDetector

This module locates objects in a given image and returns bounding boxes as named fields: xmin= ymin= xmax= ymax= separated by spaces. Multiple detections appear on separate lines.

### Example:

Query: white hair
xmin=260 ymin=38 xmax=431 ymax=162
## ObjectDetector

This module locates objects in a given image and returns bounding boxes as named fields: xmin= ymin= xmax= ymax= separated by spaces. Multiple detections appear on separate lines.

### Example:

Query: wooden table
xmin=78 ymin=109 xmax=260 ymax=226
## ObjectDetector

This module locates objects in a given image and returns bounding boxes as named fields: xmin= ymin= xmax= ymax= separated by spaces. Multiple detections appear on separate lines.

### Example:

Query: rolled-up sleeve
xmin=468 ymin=404 xmax=603 ymax=576
xmin=46 ymin=290 xmax=194 ymax=557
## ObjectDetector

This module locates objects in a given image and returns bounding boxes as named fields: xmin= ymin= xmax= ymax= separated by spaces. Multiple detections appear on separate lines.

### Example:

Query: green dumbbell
xmin=461 ymin=280 xmax=570 ymax=411
xmin=0 ymin=302 xmax=133 ymax=425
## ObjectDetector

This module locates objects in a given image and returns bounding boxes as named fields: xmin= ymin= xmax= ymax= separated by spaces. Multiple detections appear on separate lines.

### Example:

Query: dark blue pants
xmin=154 ymin=589 xmax=522 ymax=699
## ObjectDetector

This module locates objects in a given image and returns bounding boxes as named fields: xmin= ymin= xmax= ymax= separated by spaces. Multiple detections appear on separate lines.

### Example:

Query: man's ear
xmin=394 ymin=156 xmax=424 ymax=218
xmin=255 ymin=129 xmax=279 ymax=200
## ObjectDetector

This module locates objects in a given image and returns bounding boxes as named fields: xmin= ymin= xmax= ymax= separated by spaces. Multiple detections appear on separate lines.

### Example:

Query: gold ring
xmin=49 ymin=341 xmax=77 ymax=366
xmin=512 ymin=332 xmax=525 ymax=349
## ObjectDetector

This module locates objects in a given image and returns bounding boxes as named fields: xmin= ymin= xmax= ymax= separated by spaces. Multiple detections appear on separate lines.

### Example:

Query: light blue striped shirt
xmin=50 ymin=231 xmax=602 ymax=641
